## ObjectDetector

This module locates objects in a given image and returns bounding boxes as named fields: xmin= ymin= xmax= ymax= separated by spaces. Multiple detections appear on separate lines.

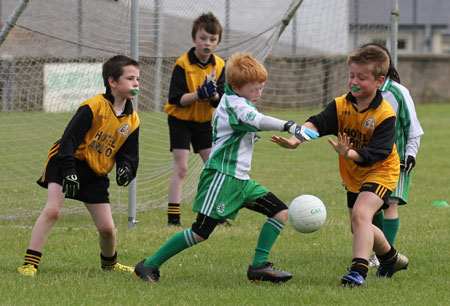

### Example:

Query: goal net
xmin=0 ymin=0 xmax=392 ymax=225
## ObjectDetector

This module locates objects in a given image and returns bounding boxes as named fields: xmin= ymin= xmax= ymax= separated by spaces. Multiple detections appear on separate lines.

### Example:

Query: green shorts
xmin=390 ymin=168 xmax=411 ymax=205
xmin=193 ymin=170 xmax=269 ymax=220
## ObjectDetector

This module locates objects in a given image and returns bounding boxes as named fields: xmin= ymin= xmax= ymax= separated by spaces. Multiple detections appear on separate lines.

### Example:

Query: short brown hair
xmin=359 ymin=42 xmax=400 ymax=83
xmin=226 ymin=53 xmax=267 ymax=89
xmin=102 ymin=55 xmax=139 ymax=88
xmin=192 ymin=12 xmax=222 ymax=43
xmin=347 ymin=45 xmax=389 ymax=79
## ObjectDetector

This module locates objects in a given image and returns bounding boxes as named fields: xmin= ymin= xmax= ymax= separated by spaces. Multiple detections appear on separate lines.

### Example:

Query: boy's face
xmin=348 ymin=62 xmax=384 ymax=103
xmin=233 ymin=82 xmax=265 ymax=104
xmin=109 ymin=65 xmax=140 ymax=100
xmin=193 ymin=27 xmax=220 ymax=60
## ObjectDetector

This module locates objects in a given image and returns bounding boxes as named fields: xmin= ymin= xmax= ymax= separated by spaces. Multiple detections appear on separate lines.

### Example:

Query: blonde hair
xmin=226 ymin=52 xmax=267 ymax=89
xmin=347 ymin=45 xmax=389 ymax=79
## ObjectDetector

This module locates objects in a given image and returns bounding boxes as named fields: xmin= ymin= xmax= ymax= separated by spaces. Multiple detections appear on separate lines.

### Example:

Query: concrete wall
xmin=260 ymin=53 xmax=450 ymax=109
xmin=397 ymin=54 xmax=450 ymax=104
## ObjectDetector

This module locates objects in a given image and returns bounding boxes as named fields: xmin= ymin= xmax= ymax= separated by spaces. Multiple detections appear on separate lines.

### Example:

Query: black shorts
xmin=168 ymin=115 xmax=212 ymax=153
xmin=37 ymin=156 xmax=110 ymax=203
xmin=347 ymin=182 xmax=392 ymax=210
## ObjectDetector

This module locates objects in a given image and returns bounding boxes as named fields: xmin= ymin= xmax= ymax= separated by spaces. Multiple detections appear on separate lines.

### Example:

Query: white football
xmin=288 ymin=194 xmax=326 ymax=233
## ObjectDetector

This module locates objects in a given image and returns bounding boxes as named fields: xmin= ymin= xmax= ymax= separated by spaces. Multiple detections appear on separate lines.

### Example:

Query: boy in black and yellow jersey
xmin=272 ymin=45 xmax=409 ymax=287
xmin=165 ymin=12 xmax=226 ymax=226
xmin=18 ymin=55 xmax=140 ymax=277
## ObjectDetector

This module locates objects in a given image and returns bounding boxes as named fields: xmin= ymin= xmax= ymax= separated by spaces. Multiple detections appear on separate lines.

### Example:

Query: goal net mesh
xmin=0 ymin=0 xmax=391 ymax=224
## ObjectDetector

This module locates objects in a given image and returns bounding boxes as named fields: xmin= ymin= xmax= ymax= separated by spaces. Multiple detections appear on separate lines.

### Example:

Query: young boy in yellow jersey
xmin=271 ymin=45 xmax=409 ymax=287
xmin=164 ymin=12 xmax=227 ymax=226
xmin=18 ymin=55 xmax=140 ymax=277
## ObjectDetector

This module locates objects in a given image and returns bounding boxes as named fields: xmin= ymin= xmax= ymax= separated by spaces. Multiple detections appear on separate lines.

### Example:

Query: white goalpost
xmin=0 ymin=0 xmax=394 ymax=228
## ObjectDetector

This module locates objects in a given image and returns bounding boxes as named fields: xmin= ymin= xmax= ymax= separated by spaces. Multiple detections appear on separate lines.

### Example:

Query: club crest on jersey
xmin=118 ymin=124 xmax=130 ymax=137
xmin=216 ymin=202 xmax=226 ymax=215
xmin=363 ymin=117 xmax=375 ymax=130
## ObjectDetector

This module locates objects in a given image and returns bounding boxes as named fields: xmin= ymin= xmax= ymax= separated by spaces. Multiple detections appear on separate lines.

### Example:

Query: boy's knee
xmin=44 ymin=205 xmax=61 ymax=221
xmin=273 ymin=209 xmax=288 ymax=223
xmin=191 ymin=214 xmax=218 ymax=241
xmin=351 ymin=208 xmax=370 ymax=227
xmin=98 ymin=224 xmax=116 ymax=238
xmin=174 ymin=165 xmax=188 ymax=179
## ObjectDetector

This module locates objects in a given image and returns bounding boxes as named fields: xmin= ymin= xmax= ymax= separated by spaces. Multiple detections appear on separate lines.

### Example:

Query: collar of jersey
xmin=188 ymin=47 xmax=216 ymax=67
xmin=103 ymin=92 xmax=133 ymax=115
xmin=224 ymin=83 xmax=257 ymax=108
xmin=224 ymin=83 xmax=235 ymax=95
xmin=346 ymin=89 xmax=383 ymax=111
xmin=379 ymin=76 xmax=392 ymax=92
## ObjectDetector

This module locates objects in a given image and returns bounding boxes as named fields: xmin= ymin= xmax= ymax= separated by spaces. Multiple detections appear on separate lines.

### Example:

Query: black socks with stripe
xmin=377 ymin=245 xmax=398 ymax=265
xmin=101 ymin=251 xmax=118 ymax=270
xmin=168 ymin=203 xmax=181 ymax=225
xmin=24 ymin=249 xmax=42 ymax=269
xmin=350 ymin=257 xmax=369 ymax=279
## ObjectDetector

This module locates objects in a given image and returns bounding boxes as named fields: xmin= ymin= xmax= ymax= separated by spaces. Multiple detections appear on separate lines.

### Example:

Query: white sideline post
xmin=128 ymin=0 xmax=139 ymax=229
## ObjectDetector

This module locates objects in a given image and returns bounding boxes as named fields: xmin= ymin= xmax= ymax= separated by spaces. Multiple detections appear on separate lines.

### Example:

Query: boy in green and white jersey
xmin=380 ymin=76 xmax=424 ymax=207
xmin=134 ymin=52 xmax=318 ymax=284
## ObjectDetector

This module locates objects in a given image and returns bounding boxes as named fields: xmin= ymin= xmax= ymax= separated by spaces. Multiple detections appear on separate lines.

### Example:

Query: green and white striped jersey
xmin=380 ymin=77 xmax=424 ymax=159
xmin=204 ymin=84 xmax=269 ymax=180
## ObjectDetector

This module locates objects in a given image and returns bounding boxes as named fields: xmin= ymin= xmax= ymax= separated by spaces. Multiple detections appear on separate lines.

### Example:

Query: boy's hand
xmin=116 ymin=165 xmax=132 ymax=187
xmin=62 ymin=172 xmax=80 ymax=198
xmin=400 ymin=155 xmax=415 ymax=175
xmin=270 ymin=135 xmax=300 ymax=149
xmin=328 ymin=132 xmax=353 ymax=157
xmin=197 ymin=76 xmax=217 ymax=100
xmin=294 ymin=125 xmax=319 ymax=142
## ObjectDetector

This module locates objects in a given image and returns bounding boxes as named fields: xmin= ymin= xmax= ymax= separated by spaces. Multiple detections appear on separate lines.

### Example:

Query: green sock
xmin=144 ymin=228 xmax=197 ymax=268
xmin=252 ymin=218 xmax=284 ymax=267
xmin=372 ymin=211 xmax=384 ymax=231
xmin=383 ymin=218 xmax=399 ymax=245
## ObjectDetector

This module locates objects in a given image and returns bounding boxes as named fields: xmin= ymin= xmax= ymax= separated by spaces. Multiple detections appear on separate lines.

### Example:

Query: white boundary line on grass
xmin=0 ymin=225 xmax=93 ymax=230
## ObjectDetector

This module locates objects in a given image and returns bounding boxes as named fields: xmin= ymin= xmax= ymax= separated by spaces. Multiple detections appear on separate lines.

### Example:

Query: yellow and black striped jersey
xmin=47 ymin=93 xmax=139 ymax=177
xmin=164 ymin=47 xmax=225 ymax=123
xmin=307 ymin=91 xmax=399 ymax=193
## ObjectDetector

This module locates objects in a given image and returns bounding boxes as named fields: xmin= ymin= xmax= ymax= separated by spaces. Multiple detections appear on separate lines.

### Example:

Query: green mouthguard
xmin=131 ymin=89 xmax=139 ymax=94
xmin=351 ymin=87 xmax=360 ymax=91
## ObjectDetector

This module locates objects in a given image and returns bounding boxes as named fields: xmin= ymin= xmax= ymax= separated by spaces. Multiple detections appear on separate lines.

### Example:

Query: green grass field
xmin=1 ymin=104 xmax=449 ymax=305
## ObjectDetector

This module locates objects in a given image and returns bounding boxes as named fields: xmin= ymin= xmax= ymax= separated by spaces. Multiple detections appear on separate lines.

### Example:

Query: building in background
xmin=349 ymin=0 xmax=450 ymax=54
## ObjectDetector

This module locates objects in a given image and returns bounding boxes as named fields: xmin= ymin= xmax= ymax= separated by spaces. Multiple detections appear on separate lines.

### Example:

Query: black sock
xmin=168 ymin=203 xmax=180 ymax=224
xmin=24 ymin=249 xmax=42 ymax=269
xmin=101 ymin=251 xmax=118 ymax=270
xmin=377 ymin=245 xmax=398 ymax=264
xmin=350 ymin=257 xmax=369 ymax=279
